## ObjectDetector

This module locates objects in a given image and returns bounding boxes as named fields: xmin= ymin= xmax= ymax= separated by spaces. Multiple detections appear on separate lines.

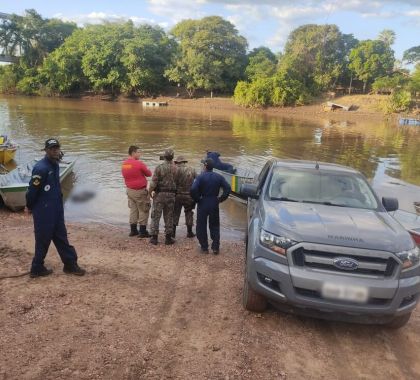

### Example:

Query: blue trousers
xmin=32 ymin=211 xmax=78 ymax=272
xmin=196 ymin=198 xmax=220 ymax=250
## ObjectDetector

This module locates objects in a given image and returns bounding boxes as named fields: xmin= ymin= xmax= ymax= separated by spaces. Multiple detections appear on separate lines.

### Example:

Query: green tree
xmin=121 ymin=25 xmax=175 ymax=96
xmin=165 ymin=16 xmax=247 ymax=97
xmin=378 ymin=29 xmax=396 ymax=47
xmin=279 ymin=24 xmax=351 ymax=92
xmin=245 ymin=47 xmax=277 ymax=81
xmin=348 ymin=40 xmax=395 ymax=93
xmin=403 ymin=46 xmax=420 ymax=65
xmin=0 ymin=9 xmax=77 ymax=68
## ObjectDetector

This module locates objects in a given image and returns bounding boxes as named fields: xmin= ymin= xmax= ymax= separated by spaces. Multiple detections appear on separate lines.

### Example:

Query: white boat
xmin=0 ymin=159 xmax=75 ymax=211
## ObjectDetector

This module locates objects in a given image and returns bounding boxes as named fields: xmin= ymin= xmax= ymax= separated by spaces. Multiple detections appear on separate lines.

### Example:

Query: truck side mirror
xmin=382 ymin=197 xmax=398 ymax=212
xmin=241 ymin=183 xmax=259 ymax=199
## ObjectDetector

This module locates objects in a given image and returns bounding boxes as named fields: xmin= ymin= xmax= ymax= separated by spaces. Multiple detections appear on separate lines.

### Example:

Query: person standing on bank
xmin=121 ymin=146 xmax=152 ymax=238
xmin=26 ymin=138 xmax=85 ymax=278
xmin=190 ymin=158 xmax=231 ymax=254
xmin=173 ymin=156 xmax=197 ymax=239
xmin=149 ymin=149 xmax=177 ymax=245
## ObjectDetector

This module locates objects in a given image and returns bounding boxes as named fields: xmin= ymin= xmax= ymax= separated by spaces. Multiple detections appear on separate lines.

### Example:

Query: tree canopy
xmin=349 ymin=39 xmax=395 ymax=92
xmin=165 ymin=16 xmax=247 ymax=97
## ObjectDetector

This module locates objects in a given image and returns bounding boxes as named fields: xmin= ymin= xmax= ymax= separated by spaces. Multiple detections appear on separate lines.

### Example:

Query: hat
xmin=163 ymin=148 xmax=174 ymax=159
xmin=203 ymin=158 xmax=214 ymax=170
xmin=174 ymin=155 xmax=187 ymax=163
xmin=44 ymin=138 xmax=60 ymax=150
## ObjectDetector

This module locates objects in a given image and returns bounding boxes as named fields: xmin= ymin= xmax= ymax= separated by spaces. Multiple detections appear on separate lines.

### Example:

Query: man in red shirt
xmin=121 ymin=146 xmax=152 ymax=237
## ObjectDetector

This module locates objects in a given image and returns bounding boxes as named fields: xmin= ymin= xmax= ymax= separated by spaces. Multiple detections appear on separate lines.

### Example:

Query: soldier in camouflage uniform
xmin=173 ymin=156 xmax=197 ymax=238
xmin=149 ymin=149 xmax=178 ymax=245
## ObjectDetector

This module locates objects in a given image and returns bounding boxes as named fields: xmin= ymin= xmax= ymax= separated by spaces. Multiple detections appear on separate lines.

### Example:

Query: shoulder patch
xmin=33 ymin=179 xmax=41 ymax=186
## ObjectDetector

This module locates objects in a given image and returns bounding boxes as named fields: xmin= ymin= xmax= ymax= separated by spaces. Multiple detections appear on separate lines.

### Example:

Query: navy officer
xmin=190 ymin=158 xmax=231 ymax=254
xmin=26 ymin=138 xmax=85 ymax=278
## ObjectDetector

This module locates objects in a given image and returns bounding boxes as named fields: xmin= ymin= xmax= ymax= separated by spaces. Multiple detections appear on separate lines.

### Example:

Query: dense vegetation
xmin=0 ymin=9 xmax=419 ymax=112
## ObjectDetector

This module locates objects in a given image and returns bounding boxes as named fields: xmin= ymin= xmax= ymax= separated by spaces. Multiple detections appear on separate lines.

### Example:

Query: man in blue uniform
xmin=190 ymin=158 xmax=231 ymax=254
xmin=26 ymin=138 xmax=85 ymax=278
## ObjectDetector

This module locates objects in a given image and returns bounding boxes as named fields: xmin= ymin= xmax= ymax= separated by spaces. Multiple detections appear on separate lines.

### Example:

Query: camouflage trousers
xmin=127 ymin=188 xmax=151 ymax=225
xmin=150 ymin=192 xmax=175 ymax=235
xmin=174 ymin=194 xmax=196 ymax=226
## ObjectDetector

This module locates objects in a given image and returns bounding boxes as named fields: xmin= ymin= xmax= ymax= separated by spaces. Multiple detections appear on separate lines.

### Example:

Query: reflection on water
xmin=1 ymin=95 xmax=419 ymax=239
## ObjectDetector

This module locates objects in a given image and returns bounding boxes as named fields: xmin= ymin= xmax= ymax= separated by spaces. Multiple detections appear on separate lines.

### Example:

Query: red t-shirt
xmin=121 ymin=157 xmax=152 ymax=190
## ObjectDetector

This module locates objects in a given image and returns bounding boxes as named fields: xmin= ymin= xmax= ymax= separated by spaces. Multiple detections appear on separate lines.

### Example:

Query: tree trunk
xmin=348 ymin=73 xmax=353 ymax=95
xmin=210 ymin=90 xmax=213 ymax=99
xmin=363 ymin=81 xmax=367 ymax=94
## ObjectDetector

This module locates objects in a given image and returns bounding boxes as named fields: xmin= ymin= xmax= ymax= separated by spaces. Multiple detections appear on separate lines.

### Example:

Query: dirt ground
xmin=1 ymin=211 xmax=420 ymax=380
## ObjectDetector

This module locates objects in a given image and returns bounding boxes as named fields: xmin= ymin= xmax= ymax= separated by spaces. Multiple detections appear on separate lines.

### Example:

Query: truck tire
xmin=386 ymin=313 xmax=411 ymax=329
xmin=243 ymin=269 xmax=267 ymax=312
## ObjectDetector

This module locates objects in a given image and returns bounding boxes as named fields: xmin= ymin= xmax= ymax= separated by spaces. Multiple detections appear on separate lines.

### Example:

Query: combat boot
xmin=172 ymin=225 xmax=177 ymax=238
xmin=165 ymin=233 xmax=175 ymax=245
xmin=63 ymin=263 xmax=86 ymax=276
xmin=30 ymin=266 xmax=53 ymax=278
xmin=187 ymin=225 xmax=196 ymax=238
xmin=129 ymin=224 xmax=139 ymax=237
xmin=150 ymin=235 xmax=158 ymax=245
xmin=138 ymin=225 xmax=150 ymax=238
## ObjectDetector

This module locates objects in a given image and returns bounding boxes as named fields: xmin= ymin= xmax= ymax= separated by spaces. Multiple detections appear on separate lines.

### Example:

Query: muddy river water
xmin=1 ymin=95 xmax=419 ymax=239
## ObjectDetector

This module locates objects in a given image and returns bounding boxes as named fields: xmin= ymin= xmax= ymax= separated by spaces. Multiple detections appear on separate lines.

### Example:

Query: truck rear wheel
xmin=386 ymin=313 xmax=411 ymax=329
xmin=243 ymin=270 xmax=267 ymax=312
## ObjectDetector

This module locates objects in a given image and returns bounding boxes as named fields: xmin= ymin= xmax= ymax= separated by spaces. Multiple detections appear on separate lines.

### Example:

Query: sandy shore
xmin=111 ymin=94 xmax=405 ymax=124
xmin=1 ymin=210 xmax=420 ymax=379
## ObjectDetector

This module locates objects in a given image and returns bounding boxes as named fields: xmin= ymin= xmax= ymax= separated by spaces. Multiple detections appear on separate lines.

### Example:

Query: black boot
xmin=138 ymin=225 xmax=150 ymax=238
xmin=150 ymin=235 xmax=158 ymax=245
xmin=187 ymin=225 xmax=196 ymax=238
xmin=129 ymin=224 xmax=139 ymax=237
xmin=63 ymin=263 xmax=86 ymax=276
xmin=172 ymin=225 xmax=177 ymax=238
xmin=165 ymin=233 xmax=175 ymax=245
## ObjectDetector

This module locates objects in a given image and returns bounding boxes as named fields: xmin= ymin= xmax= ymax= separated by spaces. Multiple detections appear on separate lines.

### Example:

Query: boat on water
xmin=398 ymin=117 xmax=420 ymax=126
xmin=0 ymin=159 xmax=75 ymax=211
xmin=0 ymin=135 xmax=18 ymax=164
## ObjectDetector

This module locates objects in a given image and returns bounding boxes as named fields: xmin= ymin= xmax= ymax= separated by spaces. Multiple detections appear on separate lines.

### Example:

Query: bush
xmin=0 ymin=65 xmax=20 ymax=93
xmin=383 ymin=90 xmax=412 ymax=113
xmin=372 ymin=75 xmax=408 ymax=93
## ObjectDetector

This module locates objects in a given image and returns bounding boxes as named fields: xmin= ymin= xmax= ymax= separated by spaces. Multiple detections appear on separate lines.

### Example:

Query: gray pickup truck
xmin=241 ymin=159 xmax=420 ymax=328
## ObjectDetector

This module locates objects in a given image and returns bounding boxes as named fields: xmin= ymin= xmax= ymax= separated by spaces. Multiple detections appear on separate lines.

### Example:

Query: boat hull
xmin=0 ymin=160 xmax=75 ymax=211
xmin=213 ymin=168 xmax=254 ymax=199
xmin=0 ymin=148 xmax=17 ymax=164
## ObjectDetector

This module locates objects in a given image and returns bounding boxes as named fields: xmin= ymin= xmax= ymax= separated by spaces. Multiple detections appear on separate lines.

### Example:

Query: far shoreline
xmin=1 ymin=92 xmax=412 ymax=125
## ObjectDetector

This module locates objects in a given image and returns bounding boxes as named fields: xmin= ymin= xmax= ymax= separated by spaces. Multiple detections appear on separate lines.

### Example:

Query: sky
xmin=2 ymin=0 xmax=420 ymax=60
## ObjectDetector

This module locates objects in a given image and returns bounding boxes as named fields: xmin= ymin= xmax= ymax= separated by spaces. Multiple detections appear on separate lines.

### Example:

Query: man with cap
xmin=121 ymin=145 xmax=152 ymax=238
xmin=173 ymin=156 xmax=197 ymax=238
xmin=149 ymin=148 xmax=178 ymax=245
xmin=26 ymin=138 xmax=85 ymax=278
xmin=190 ymin=158 xmax=231 ymax=254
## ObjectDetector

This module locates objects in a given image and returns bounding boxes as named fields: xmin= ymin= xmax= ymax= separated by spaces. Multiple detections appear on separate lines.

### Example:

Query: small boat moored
xmin=0 ymin=135 xmax=18 ymax=164
xmin=0 ymin=159 xmax=75 ymax=211
xmin=398 ymin=117 xmax=420 ymax=126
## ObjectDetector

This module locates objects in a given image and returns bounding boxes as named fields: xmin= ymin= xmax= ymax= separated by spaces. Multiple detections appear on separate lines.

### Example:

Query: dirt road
xmin=1 ymin=212 xmax=419 ymax=380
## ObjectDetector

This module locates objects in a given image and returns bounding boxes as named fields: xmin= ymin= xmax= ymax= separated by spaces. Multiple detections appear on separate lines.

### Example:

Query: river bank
xmin=77 ymin=93 xmax=408 ymax=124
xmin=1 ymin=211 xmax=420 ymax=380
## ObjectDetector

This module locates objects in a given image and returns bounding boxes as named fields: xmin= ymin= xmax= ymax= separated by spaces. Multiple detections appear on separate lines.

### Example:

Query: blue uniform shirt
xmin=26 ymin=156 xmax=63 ymax=212
xmin=190 ymin=171 xmax=231 ymax=203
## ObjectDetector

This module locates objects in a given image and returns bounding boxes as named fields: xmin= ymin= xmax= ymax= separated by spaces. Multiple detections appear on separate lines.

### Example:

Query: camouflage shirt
xmin=176 ymin=163 xmax=197 ymax=194
xmin=149 ymin=160 xmax=178 ymax=193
